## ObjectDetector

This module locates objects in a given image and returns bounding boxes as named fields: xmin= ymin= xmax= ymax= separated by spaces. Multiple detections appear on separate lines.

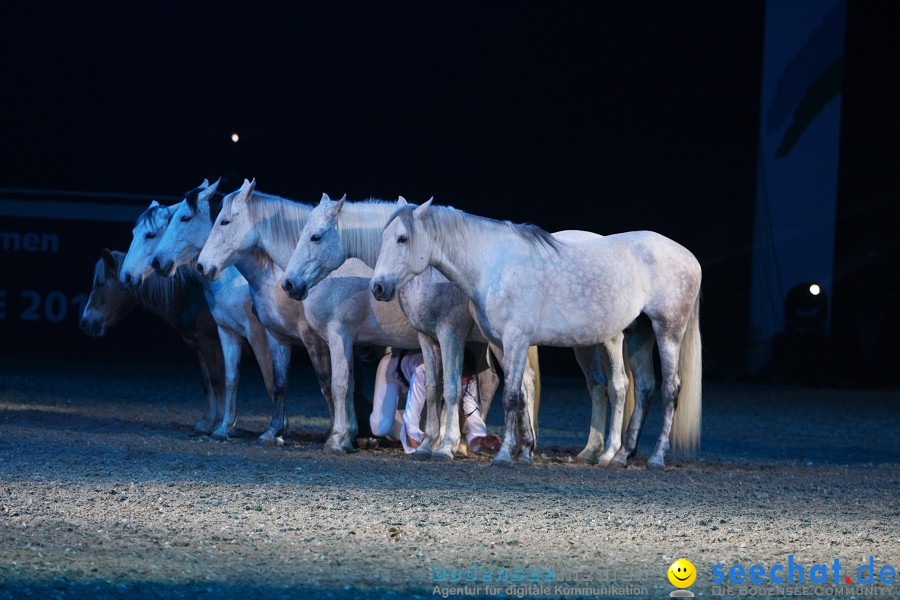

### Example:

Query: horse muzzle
xmin=196 ymin=261 xmax=218 ymax=281
xmin=371 ymin=280 xmax=395 ymax=302
xmin=151 ymin=256 xmax=175 ymax=277
xmin=120 ymin=271 xmax=140 ymax=288
xmin=79 ymin=317 xmax=104 ymax=337
xmin=282 ymin=278 xmax=308 ymax=301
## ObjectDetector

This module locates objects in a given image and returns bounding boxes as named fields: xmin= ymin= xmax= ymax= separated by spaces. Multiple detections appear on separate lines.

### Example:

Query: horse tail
xmin=671 ymin=293 xmax=702 ymax=454
xmin=527 ymin=345 xmax=541 ymax=439
xmin=622 ymin=346 xmax=635 ymax=436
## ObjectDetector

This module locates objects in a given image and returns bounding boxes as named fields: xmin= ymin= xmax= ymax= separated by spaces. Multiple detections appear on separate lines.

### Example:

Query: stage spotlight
xmin=809 ymin=283 xmax=821 ymax=296
xmin=231 ymin=132 xmax=240 ymax=143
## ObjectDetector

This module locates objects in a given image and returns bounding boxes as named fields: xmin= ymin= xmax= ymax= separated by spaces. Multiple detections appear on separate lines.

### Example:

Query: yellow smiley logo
xmin=668 ymin=558 xmax=697 ymax=588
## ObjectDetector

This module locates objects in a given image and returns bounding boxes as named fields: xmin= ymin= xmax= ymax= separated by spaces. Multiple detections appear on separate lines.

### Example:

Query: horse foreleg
xmin=472 ymin=343 xmax=499 ymax=423
xmin=212 ymin=327 xmax=243 ymax=441
xmin=573 ymin=345 xmax=607 ymax=464
xmin=492 ymin=338 xmax=532 ymax=466
xmin=323 ymin=330 xmax=357 ymax=454
xmin=259 ymin=332 xmax=291 ymax=446
xmin=413 ymin=334 xmax=442 ymax=459
xmin=299 ymin=329 xmax=334 ymax=431
xmin=190 ymin=336 xmax=218 ymax=435
xmin=596 ymin=333 xmax=628 ymax=466
xmin=433 ymin=333 xmax=465 ymax=461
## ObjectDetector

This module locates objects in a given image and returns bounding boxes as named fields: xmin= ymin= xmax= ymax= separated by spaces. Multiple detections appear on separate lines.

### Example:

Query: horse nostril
xmin=373 ymin=283 xmax=384 ymax=297
xmin=151 ymin=257 xmax=161 ymax=271
xmin=123 ymin=273 xmax=132 ymax=285
xmin=196 ymin=263 xmax=205 ymax=274
xmin=283 ymin=279 xmax=294 ymax=292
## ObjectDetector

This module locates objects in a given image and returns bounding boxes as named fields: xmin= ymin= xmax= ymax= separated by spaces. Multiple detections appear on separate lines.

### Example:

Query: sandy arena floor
xmin=1 ymin=359 xmax=898 ymax=599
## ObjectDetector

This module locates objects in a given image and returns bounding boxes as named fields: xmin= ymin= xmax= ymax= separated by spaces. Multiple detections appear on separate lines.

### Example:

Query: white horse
xmin=281 ymin=196 xmax=543 ymax=460
xmin=282 ymin=196 xmax=656 ymax=464
xmin=193 ymin=187 xmax=343 ymax=447
xmin=372 ymin=200 xmax=702 ymax=469
xmin=135 ymin=180 xmax=278 ymax=442
xmin=194 ymin=179 xmax=422 ymax=454
xmin=119 ymin=197 xmax=238 ymax=434
xmin=81 ymin=248 xmax=226 ymax=432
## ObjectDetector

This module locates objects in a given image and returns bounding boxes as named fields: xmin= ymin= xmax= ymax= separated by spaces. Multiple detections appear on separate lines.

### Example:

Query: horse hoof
xmin=647 ymin=456 xmax=666 ymax=470
xmin=491 ymin=455 xmax=515 ymax=468
xmin=193 ymin=420 xmax=215 ymax=435
xmin=609 ymin=455 xmax=628 ymax=468
xmin=574 ymin=453 xmax=598 ymax=465
xmin=211 ymin=429 xmax=229 ymax=441
xmin=431 ymin=450 xmax=454 ymax=462
xmin=595 ymin=451 xmax=616 ymax=467
xmin=410 ymin=449 xmax=432 ymax=461
xmin=258 ymin=434 xmax=284 ymax=447
xmin=324 ymin=440 xmax=354 ymax=455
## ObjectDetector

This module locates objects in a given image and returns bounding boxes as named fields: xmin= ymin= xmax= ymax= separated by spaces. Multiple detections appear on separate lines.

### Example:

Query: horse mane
xmin=336 ymin=199 xmax=397 ymax=266
xmin=140 ymin=264 xmax=195 ymax=311
xmin=134 ymin=203 xmax=172 ymax=233
xmin=184 ymin=185 xmax=204 ymax=212
xmin=238 ymin=191 xmax=314 ymax=261
xmin=390 ymin=204 xmax=561 ymax=252
xmin=246 ymin=246 xmax=278 ymax=275
xmin=185 ymin=185 xmax=225 ymax=222
xmin=95 ymin=251 xmax=193 ymax=311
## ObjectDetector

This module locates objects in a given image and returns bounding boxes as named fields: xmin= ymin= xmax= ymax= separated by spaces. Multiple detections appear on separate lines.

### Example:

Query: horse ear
xmin=238 ymin=178 xmax=255 ymax=199
xmin=339 ymin=193 xmax=347 ymax=201
xmin=198 ymin=178 xmax=221 ymax=202
xmin=101 ymin=248 xmax=117 ymax=273
xmin=149 ymin=200 xmax=160 ymax=209
xmin=397 ymin=196 xmax=408 ymax=207
xmin=232 ymin=179 xmax=252 ymax=206
xmin=319 ymin=193 xmax=331 ymax=206
xmin=200 ymin=179 xmax=210 ymax=189
xmin=412 ymin=197 xmax=433 ymax=219
xmin=329 ymin=197 xmax=346 ymax=217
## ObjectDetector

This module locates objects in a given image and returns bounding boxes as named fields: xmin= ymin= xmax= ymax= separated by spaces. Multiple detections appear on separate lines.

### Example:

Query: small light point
xmin=809 ymin=283 xmax=821 ymax=296
xmin=231 ymin=132 xmax=240 ymax=143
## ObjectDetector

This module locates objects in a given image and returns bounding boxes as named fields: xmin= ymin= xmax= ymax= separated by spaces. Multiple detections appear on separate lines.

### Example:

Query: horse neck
xmin=338 ymin=202 xmax=397 ymax=268
xmin=234 ymin=248 xmax=279 ymax=292
xmin=427 ymin=212 xmax=531 ymax=300
xmin=252 ymin=194 xmax=312 ymax=269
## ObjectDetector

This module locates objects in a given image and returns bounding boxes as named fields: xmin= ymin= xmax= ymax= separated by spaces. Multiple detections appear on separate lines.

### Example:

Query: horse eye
xmin=220 ymin=220 xmax=231 ymax=226
xmin=310 ymin=234 xmax=321 ymax=243
xmin=180 ymin=215 xmax=192 ymax=222
xmin=397 ymin=235 xmax=408 ymax=244
xmin=144 ymin=232 xmax=156 ymax=240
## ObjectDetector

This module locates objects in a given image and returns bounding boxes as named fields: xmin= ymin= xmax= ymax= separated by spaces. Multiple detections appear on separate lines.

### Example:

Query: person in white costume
xmin=370 ymin=349 xmax=500 ymax=453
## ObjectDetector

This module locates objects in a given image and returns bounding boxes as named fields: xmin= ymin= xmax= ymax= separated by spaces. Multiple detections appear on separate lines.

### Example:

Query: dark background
xmin=1 ymin=1 xmax=898 ymax=383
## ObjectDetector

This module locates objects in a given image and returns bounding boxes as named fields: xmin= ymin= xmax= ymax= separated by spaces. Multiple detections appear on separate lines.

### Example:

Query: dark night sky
xmin=2 ymin=1 xmax=898 ymax=374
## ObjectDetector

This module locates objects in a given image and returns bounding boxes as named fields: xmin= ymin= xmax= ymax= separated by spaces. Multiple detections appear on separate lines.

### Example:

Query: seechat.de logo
xmin=668 ymin=558 xmax=696 ymax=597
xmin=711 ymin=555 xmax=896 ymax=586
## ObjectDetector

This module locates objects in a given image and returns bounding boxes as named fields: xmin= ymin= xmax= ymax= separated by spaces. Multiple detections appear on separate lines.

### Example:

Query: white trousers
xmin=371 ymin=354 xmax=489 ymax=453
